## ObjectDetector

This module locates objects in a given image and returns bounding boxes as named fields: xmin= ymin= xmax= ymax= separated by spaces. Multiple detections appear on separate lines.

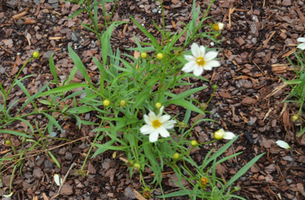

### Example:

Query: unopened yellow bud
xmin=141 ymin=52 xmax=148 ymax=59
xmin=173 ymin=153 xmax=180 ymax=160
xmin=5 ymin=140 xmax=12 ymax=145
xmin=156 ymin=53 xmax=164 ymax=60
xmin=155 ymin=102 xmax=162 ymax=109
xmin=133 ymin=163 xmax=141 ymax=172
xmin=103 ymin=99 xmax=110 ymax=107
xmin=191 ymin=140 xmax=198 ymax=147
xmin=32 ymin=51 xmax=40 ymax=58
xmin=120 ymin=100 xmax=127 ymax=107
xmin=292 ymin=115 xmax=299 ymax=122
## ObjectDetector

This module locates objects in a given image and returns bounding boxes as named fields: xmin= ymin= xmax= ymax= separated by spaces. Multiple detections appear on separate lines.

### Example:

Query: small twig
xmin=51 ymin=162 xmax=77 ymax=199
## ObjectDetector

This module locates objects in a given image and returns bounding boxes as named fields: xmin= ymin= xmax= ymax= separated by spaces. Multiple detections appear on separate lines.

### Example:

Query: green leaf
xmin=68 ymin=45 xmax=93 ymax=86
xmin=39 ymin=83 xmax=88 ymax=97
xmin=49 ymin=54 xmax=59 ymax=85
xmin=0 ymin=129 xmax=32 ymax=138
xmin=48 ymin=151 xmax=61 ymax=168
xmin=66 ymin=9 xmax=84 ymax=19
xmin=67 ymin=105 xmax=94 ymax=114
xmin=42 ymin=112 xmax=61 ymax=130
xmin=225 ymin=153 xmax=265 ymax=189
xmin=297 ymin=127 xmax=305 ymax=137
xmin=130 ymin=16 xmax=161 ymax=51
xmin=165 ymin=99 xmax=205 ymax=115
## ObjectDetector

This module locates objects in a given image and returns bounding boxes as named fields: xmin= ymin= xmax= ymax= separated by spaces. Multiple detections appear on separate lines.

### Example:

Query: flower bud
xmin=212 ymin=84 xmax=218 ymax=90
xmin=142 ymin=188 xmax=152 ymax=199
xmin=179 ymin=122 xmax=186 ymax=128
xmin=173 ymin=153 xmax=180 ymax=160
xmin=32 ymin=51 xmax=40 ymax=58
xmin=120 ymin=100 xmax=127 ymax=107
xmin=156 ymin=53 xmax=164 ymax=60
xmin=103 ymin=99 xmax=110 ymax=107
xmin=141 ymin=52 xmax=148 ymax=59
xmin=5 ymin=140 xmax=12 ymax=145
xmin=292 ymin=115 xmax=299 ymax=122
xmin=199 ymin=177 xmax=209 ymax=188
xmin=234 ymin=186 xmax=240 ymax=191
xmin=191 ymin=140 xmax=198 ymax=147
xmin=155 ymin=102 xmax=162 ymax=109
xmin=133 ymin=163 xmax=141 ymax=173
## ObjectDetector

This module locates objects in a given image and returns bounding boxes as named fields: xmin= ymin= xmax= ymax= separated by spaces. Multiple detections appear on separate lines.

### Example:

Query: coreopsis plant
xmin=140 ymin=106 xmax=176 ymax=142
xmin=182 ymin=43 xmax=220 ymax=76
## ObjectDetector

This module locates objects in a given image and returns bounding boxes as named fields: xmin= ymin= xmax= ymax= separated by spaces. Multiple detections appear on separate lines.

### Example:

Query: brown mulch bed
xmin=1 ymin=0 xmax=305 ymax=199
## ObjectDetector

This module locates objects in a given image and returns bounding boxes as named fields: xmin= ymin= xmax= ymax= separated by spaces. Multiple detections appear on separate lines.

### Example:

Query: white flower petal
xmin=204 ymin=60 xmax=220 ymax=70
xmin=143 ymin=115 xmax=152 ymax=125
xmin=184 ymin=55 xmax=196 ymax=62
xmin=297 ymin=37 xmax=305 ymax=43
xmin=3 ymin=192 xmax=14 ymax=198
xmin=182 ymin=61 xmax=196 ymax=72
xmin=199 ymin=45 xmax=206 ymax=57
xmin=54 ymin=174 xmax=62 ymax=186
xmin=159 ymin=106 xmax=164 ymax=115
xmin=148 ymin=111 xmax=156 ymax=120
xmin=204 ymin=51 xmax=218 ymax=61
xmin=223 ymin=132 xmax=236 ymax=140
xmin=276 ymin=140 xmax=290 ymax=149
xmin=191 ymin=43 xmax=201 ymax=57
xmin=149 ymin=130 xmax=159 ymax=142
xmin=298 ymin=43 xmax=305 ymax=50
xmin=157 ymin=126 xmax=170 ymax=138
xmin=140 ymin=125 xmax=154 ymax=135
xmin=162 ymin=120 xmax=176 ymax=129
xmin=193 ymin=65 xmax=204 ymax=76
xmin=159 ymin=115 xmax=170 ymax=123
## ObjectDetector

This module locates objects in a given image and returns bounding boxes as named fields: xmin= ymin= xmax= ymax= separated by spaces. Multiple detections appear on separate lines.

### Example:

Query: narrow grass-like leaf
xmin=0 ymin=129 xmax=32 ymax=138
xmin=39 ymin=83 xmax=88 ymax=97
xmin=130 ymin=16 xmax=161 ymax=51
xmin=66 ymin=9 xmax=84 ymax=19
xmin=68 ymin=45 xmax=93 ymax=86
xmin=48 ymin=151 xmax=61 ymax=168
xmin=49 ymin=53 xmax=59 ymax=85
xmin=224 ymin=153 xmax=265 ymax=189
xmin=165 ymin=99 xmax=205 ymax=115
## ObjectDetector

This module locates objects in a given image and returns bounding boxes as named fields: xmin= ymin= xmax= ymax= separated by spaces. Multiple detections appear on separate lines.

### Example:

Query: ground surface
xmin=1 ymin=0 xmax=305 ymax=199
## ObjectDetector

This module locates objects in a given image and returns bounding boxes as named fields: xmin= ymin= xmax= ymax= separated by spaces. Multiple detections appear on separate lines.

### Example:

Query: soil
xmin=1 ymin=0 xmax=305 ymax=199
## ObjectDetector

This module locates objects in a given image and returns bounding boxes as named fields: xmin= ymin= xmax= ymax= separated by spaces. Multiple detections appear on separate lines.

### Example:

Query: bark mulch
xmin=1 ymin=0 xmax=305 ymax=199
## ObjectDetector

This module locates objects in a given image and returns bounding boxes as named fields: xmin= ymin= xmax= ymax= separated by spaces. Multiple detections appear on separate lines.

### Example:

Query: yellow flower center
xmin=214 ymin=23 xmax=220 ymax=31
xmin=196 ymin=57 xmax=205 ymax=66
xmin=152 ymin=119 xmax=162 ymax=128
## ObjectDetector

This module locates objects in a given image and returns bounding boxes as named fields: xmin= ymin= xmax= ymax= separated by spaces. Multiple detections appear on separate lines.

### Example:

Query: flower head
xmin=140 ymin=106 xmax=176 ymax=142
xmin=297 ymin=37 xmax=305 ymax=50
xmin=120 ymin=100 xmax=127 ymax=107
xmin=214 ymin=129 xmax=236 ymax=140
xmin=276 ymin=140 xmax=290 ymax=149
xmin=182 ymin=43 xmax=220 ymax=76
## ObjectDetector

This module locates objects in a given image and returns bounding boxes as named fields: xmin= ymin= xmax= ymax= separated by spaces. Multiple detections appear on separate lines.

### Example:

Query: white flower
xmin=276 ymin=140 xmax=290 ymax=149
xmin=182 ymin=43 xmax=220 ymax=76
xmin=297 ymin=37 xmax=305 ymax=50
xmin=214 ymin=129 xmax=236 ymax=140
xmin=214 ymin=22 xmax=224 ymax=31
xmin=140 ymin=106 xmax=176 ymax=142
